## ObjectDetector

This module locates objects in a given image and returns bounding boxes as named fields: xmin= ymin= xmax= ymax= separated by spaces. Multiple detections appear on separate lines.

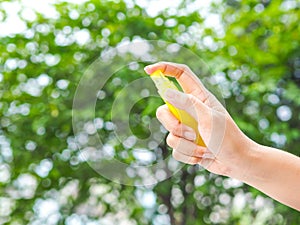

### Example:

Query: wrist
xmin=229 ymin=137 xmax=262 ymax=182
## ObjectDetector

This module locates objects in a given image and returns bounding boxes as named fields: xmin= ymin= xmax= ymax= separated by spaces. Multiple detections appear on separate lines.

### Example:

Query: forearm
xmin=235 ymin=142 xmax=300 ymax=210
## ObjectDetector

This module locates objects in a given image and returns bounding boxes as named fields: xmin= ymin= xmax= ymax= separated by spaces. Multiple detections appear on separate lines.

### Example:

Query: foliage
xmin=0 ymin=0 xmax=299 ymax=224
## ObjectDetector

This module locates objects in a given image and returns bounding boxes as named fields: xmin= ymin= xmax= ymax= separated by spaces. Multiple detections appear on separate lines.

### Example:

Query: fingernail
xmin=144 ymin=65 xmax=152 ymax=74
xmin=184 ymin=131 xmax=196 ymax=140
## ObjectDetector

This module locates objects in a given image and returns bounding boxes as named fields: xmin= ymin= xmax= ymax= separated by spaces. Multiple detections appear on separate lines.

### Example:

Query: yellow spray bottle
xmin=150 ymin=70 xmax=206 ymax=147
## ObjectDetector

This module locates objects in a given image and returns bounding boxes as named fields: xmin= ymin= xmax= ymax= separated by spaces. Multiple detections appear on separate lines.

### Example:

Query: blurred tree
xmin=0 ymin=0 xmax=299 ymax=224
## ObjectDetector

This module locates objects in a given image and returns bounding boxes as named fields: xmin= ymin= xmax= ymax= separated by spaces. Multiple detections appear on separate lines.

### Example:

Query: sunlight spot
xmin=276 ymin=105 xmax=292 ymax=121
xmin=37 ymin=74 xmax=52 ymax=86
xmin=74 ymin=29 xmax=91 ymax=46
xmin=14 ymin=173 xmax=38 ymax=199
xmin=35 ymin=159 xmax=53 ymax=178
xmin=56 ymin=79 xmax=69 ymax=90
xmin=0 ymin=164 xmax=11 ymax=183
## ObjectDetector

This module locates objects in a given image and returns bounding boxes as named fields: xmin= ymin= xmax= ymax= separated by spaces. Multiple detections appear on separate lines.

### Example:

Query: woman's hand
xmin=145 ymin=61 xmax=300 ymax=211
xmin=144 ymin=62 xmax=256 ymax=179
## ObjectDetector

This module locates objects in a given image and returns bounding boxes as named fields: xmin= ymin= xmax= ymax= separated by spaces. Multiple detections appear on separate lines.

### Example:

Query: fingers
xmin=172 ymin=151 xmax=201 ymax=165
xmin=166 ymin=133 xmax=214 ymax=165
xmin=144 ymin=61 xmax=209 ymax=102
xmin=156 ymin=105 xmax=197 ymax=141
xmin=166 ymin=133 xmax=207 ymax=158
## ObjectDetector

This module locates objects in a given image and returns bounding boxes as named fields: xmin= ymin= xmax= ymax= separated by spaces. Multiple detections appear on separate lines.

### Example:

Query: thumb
xmin=164 ymin=89 xmax=209 ymax=124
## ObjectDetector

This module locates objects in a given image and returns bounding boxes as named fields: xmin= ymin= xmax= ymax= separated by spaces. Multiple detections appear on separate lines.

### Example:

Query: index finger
xmin=144 ymin=61 xmax=208 ymax=100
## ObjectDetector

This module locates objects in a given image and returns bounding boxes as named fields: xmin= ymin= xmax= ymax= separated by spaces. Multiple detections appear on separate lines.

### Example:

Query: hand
xmin=144 ymin=62 xmax=300 ymax=210
xmin=145 ymin=62 xmax=256 ymax=178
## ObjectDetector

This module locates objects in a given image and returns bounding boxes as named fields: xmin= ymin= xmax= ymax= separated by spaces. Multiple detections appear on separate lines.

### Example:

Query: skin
xmin=144 ymin=62 xmax=300 ymax=211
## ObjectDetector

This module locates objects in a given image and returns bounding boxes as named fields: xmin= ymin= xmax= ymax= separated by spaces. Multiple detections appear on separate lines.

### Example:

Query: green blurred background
xmin=0 ymin=0 xmax=300 ymax=224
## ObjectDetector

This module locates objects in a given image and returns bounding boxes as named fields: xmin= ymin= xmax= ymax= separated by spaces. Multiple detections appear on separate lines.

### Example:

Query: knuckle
xmin=181 ymin=64 xmax=189 ymax=70
xmin=187 ymin=94 xmax=198 ymax=106
xmin=170 ymin=123 xmax=182 ymax=136
xmin=188 ymin=158 xmax=198 ymax=165
xmin=179 ymin=64 xmax=191 ymax=73
xmin=181 ymin=94 xmax=198 ymax=111
xmin=194 ymin=147 xmax=204 ymax=158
